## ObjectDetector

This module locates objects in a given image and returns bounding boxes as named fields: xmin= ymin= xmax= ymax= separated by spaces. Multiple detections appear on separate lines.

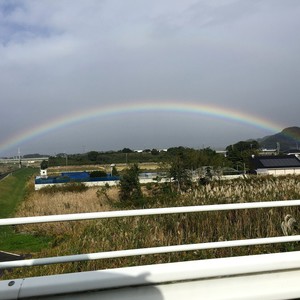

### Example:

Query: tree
xmin=40 ymin=160 xmax=48 ymax=170
xmin=111 ymin=165 xmax=119 ymax=176
xmin=121 ymin=148 xmax=133 ymax=153
xmin=87 ymin=151 xmax=99 ymax=162
xmin=151 ymin=148 xmax=159 ymax=155
xmin=169 ymin=155 xmax=192 ymax=193
xmin=226 ymin=140 xmax=259 ymax=169
xmin=119 ymin=164 xmax=143 ymax=202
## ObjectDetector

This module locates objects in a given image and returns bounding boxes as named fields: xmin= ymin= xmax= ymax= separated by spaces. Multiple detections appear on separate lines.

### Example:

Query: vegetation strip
xmin=2 ymin=199 xmax=300 ymax=226
xmin=2 ymin=235 xmax=300 ymax=269
xmin=0 ymin=168 xmax=51 ymax=253
xmin=4 ymin=172 xmax=300 ymax=279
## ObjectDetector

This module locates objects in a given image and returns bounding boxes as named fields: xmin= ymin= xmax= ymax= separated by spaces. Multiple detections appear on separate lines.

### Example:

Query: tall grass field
xmin=2 ymin=173 xmax=300 ymax=279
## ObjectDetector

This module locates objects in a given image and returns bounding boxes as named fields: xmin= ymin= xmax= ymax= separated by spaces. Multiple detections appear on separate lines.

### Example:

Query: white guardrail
xmin=1 ymin=200 xmax=300 ymax=300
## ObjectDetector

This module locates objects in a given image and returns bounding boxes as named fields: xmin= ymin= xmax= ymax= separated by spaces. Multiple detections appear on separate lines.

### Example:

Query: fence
xmin=1 ymin=199 xmax=300 ymax=299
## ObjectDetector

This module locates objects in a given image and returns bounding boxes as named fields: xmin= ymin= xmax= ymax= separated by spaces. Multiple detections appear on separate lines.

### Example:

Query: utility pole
xmin=18 ymin=147 xmax=21 ymax=168
xmin=110 ymin=164 xmax=116 ymax=176
xmin=64 ymin=151 xmax=68 ymax=166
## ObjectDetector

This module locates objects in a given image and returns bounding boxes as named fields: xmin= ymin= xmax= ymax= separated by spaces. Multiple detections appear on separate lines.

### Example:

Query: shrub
xmin=119 ymin=164 xmax=142 ymax=202
xmin=39 ymin=182 xmax=88 ymax=194
xmin=90 ymin=170 xmax=107 ymax=178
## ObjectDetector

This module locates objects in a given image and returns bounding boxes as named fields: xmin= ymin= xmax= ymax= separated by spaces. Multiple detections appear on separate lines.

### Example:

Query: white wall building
xmin=250 ymin=155 xmax=300 ymax=176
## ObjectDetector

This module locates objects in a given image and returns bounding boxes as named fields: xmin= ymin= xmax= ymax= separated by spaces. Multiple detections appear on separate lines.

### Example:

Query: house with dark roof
xmin=283 ymin=149 xmax=300 ymax=157
xmin=249 ymin=155 xmax=300 ymax=176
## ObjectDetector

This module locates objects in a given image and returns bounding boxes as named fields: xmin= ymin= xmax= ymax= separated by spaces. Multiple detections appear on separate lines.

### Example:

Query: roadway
xmin=0 ymin=172 xmax=10 ymax=181
xmin=0 ymin=251 xmax=22 ymax=263
xmin=0 ymin=251 xmax=22 ymax=277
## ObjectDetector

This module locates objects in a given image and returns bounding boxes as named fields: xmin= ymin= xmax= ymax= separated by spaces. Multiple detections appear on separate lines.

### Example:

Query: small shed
xmin=40 ymin=169 xmax=48 ymax=178
xmin=249 ymin=155 xmax=300 ymax=176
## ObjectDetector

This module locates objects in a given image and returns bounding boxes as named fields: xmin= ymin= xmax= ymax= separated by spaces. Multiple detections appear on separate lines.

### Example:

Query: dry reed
xmin=4 ymin=175 xmax=300 ymax=279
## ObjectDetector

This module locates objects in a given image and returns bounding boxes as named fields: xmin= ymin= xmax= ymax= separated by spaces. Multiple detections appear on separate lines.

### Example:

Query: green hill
xmin=259 ymin=127 xmax=300 ymax=151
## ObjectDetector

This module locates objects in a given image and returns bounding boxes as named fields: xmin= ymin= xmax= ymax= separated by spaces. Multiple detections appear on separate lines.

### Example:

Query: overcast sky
xmin=1 ymin=0 xmax=300 ymax=156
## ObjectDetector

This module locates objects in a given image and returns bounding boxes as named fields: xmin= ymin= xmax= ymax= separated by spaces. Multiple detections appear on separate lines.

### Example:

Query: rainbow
xmin=0 ymin=101 xmax=284 ymax=154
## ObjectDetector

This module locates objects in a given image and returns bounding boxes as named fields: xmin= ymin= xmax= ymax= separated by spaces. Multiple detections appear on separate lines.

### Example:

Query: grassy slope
xmin=0 ymin=168 xmax=51 ymax=252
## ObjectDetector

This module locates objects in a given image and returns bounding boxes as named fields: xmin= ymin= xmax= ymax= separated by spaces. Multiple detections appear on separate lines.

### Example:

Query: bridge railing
xmin=2 ymin=200 xmax=300 ymax=299
xmin=1 ymin=199 xmax=300 ymax=270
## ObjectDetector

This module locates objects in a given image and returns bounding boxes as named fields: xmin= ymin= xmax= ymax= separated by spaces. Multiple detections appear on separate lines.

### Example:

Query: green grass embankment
xmin=0 ymin=168 xmax=51 ymax=253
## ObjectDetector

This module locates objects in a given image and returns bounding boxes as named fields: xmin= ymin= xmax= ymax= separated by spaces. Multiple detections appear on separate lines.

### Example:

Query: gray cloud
xmin=0 ymin=0 xmax=300 ymax=156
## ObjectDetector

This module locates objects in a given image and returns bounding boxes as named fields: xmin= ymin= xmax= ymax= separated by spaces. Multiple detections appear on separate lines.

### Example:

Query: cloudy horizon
xmin=1 ymin=0 xmax=300 ymax=156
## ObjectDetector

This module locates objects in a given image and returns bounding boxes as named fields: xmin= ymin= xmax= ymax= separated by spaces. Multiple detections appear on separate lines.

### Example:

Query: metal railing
xmin=1 ymin=199 xmax=300 ymax=270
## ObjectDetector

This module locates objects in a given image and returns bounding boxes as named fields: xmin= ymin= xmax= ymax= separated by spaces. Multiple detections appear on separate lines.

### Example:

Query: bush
xmin=39 ymin=182 xmax=88 ymax=194
xmin=90 ymin=170 xmax=107 ymax=178
xmin=119 ymin=164 xmax=142 ymax=202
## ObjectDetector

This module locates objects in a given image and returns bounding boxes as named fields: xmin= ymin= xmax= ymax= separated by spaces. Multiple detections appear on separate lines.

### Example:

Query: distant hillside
xmin=259 ymin=127 xmax=300 ymax=151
